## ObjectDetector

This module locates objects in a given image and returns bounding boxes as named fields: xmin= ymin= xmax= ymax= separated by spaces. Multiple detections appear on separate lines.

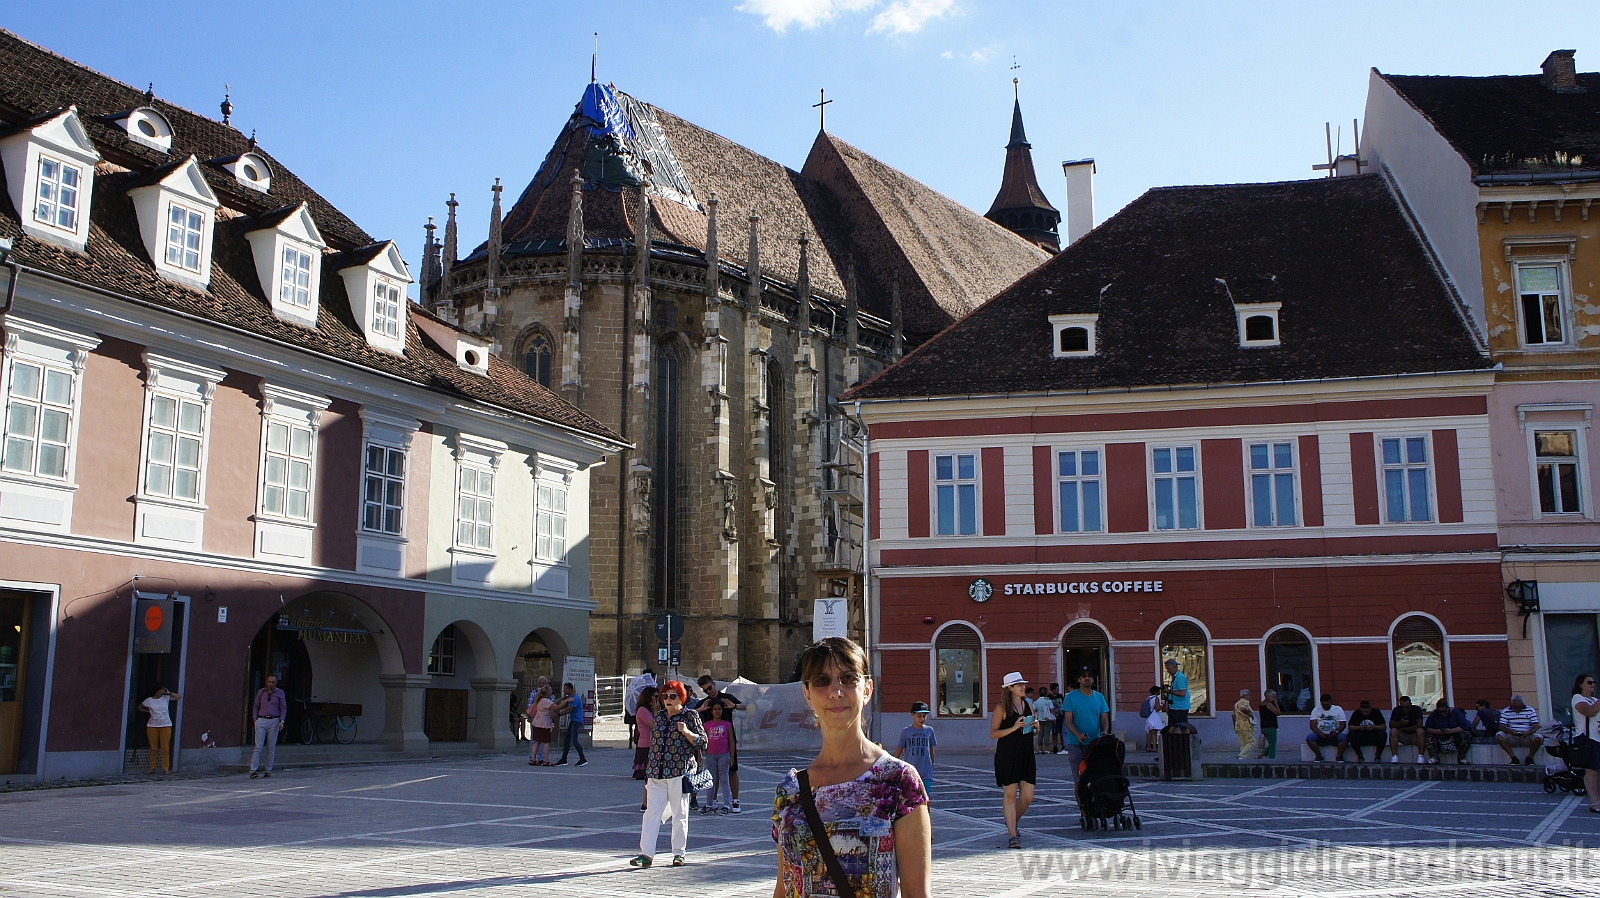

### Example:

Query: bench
xmin=1298 ymin=740 xmax=1544 ymax=766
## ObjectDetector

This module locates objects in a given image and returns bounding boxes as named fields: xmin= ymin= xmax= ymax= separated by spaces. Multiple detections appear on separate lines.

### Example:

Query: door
xmin=124 ymin=600 xmax=187 ymax=772
xmin=1545 ymin=613 xmax=1600 ymax=726
xmin=0 ymin=593 xmax=30 ymax=774
xmin=1062 ymin=623 xmax=1112 ymax=700
xmin=424 ymin=689 xmax=468 ymax=741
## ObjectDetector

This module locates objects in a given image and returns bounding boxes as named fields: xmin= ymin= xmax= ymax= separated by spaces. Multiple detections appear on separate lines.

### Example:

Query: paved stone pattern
xmin=3 ymin=749 xmax=1600 ymax=897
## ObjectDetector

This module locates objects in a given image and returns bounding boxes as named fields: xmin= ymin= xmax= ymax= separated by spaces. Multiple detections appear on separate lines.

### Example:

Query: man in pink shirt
xmin=250 ymin=674 xmax=288 ymax=779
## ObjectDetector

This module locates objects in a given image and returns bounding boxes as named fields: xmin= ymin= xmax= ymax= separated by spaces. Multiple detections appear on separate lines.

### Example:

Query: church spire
xmin=436 ymin=194 xmax=459 ymax=317
xmin=487 ymin=178 xmax=503 ymax=289
xmin=986 ymin=79 xmax=1060 ymax=252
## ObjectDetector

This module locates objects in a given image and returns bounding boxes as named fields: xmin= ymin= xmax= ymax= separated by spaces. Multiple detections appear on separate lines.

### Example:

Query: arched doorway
xmin=245 ymin=591 xmax=401 ymax=745
xmin=424 ymin=620 xmax=496 ymax=743
xmin=1062 ymin=622 xmax=1112 ymax=698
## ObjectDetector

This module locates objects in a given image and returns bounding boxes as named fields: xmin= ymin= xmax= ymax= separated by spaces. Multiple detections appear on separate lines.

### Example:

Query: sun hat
xmin=1002 ymin=671 xmax=1027 ymax=688
xmin=911 ymin=702 xmax=931 ymax=713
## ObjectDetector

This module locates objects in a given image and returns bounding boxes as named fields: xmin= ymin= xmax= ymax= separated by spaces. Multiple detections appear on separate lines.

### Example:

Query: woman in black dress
xmin=989 ymin=671 xmax=1036 ymax=849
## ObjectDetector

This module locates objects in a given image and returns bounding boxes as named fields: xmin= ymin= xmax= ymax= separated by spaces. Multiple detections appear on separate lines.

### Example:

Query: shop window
xmin=1159 ymin=620 xmax=1210 ymax=715
xmin=362 ymin=443 xmax=406 ymax=535
xmin=935 ymin=624 xmax=982 ymax=716
xmin=934 ymin=453 xmax=977 ymax=536
xmin=1152 ymin=445 xmax=1199 ymax=530
xmin=1057 ymin=449 xmax=1103 ymax=532
xmin=1535 ymin=430 xmax=1582 ymax=515
xmin=535 ymin=482 xmax=567 ymax=562
xmin=428 ymin=624 xmax=457 ymax=676
xmin=1392 ymin=615 xmax=1446 ymax=712
xmin=1381 ymin=436 xmax=1432 ymax=523
xmin=1264 ymin=628 xmax=1314 ymax=713
xmin=1544 ymin=614 xmax=1600 ymax=726
xmin=1249 ymin=441 xmax=1297 ymax=527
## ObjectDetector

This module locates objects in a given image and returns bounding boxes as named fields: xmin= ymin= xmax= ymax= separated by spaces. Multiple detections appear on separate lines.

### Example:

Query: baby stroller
xmin=1542 ymin=723 xmax=1589 ymax=795
xmin=1076 ymin=735 xmax=1141 ymax=831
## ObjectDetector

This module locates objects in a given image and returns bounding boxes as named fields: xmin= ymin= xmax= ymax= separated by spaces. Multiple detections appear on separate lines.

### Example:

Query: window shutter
xmin=936 ymin=623 xmax=982 ymax=651
xmin=1063 ymin=623 xmax=1110 ymax=649
xmin=1349 ymin=432 xmax=1380 ymax=525
xmin=982 ymin=447 xmax=1006 ymax=536
xmin=1105 ymin=442 xmax=1149 ymax=533
xmin=1298 ymin=434 xmax=1324 ymax=526
xmin=907 ymin=450 xmax=930 ymax=538
xmin=869 ymin=451 xmax=881 ymax=540
xmin=1033 ymin=446 xmax=1053 ymax=535
xmin=1200 ymin=438 xmax=1246 ymax=530
xmin=1160 ymin=621 xmax=1207 ymax=647
xmin=1432 ymin=429 xmax=1463 ymax=523
xmin=1393 ymin=615 xmax=1443 ymax=645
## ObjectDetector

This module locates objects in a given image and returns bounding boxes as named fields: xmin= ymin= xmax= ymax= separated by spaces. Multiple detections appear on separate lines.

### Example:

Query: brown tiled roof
xmin=848 ymin=175 xmax=1491 ymax=401
xmin=482 ymin=87 xmax=1049 ymax=338
xmin=1380 ymin=68 xmax=1600 ymax=177
xmin=0 ymin=29 xmax=621 ymax=445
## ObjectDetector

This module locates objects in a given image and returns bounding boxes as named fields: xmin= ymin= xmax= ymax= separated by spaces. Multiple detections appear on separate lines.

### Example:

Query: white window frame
xmin=165 ymin=202 xmax=206 ymax=273
xmin=362 ymin=442 xmax=407 ymax=535
xmin=1378 ymin=434 xmax=1434 ymax=524
xmin=372 ymin=277 xmax=402 ymax=339
xmin=1235 ymin=302 xmax=1282 ymax=347
xmin=354 ymin=409 xmax=419 ymax=577
xmin=1151 ymin=444 xmax=1201 ymax=531
xmin=2 ymin=352 xmax=77 ymax=483
xmin=1518 ymin=404 xmax=1593 ymax=521
xmin=535 ymin=478 xmax=568 ymax=563
xmin=933 ymin=451 xmax=979 ymax=536
xmin=251 ymin=385 xmax=328 ymax=563
xmin=1048 ymin=313 xmax=1098 ymax=359
xmin=132 ymin=354 xmax=223 ymax=549
xmin=1055 ymin=446 xmax=1104 ymax=534
xmin=280 ymin=243 xmax=315 ymax=309
xmin=0 ymin=320 xmax=99 ymax=535
xmin=33 ymin=154 xmax=82 ymax=233
xmin=1247 ymin=440 xmax=1298 ymax=527
xmin=1533 ymin=429 xmax=1584 ymax=516
xmin=456 ymin=462 xmax=496 ymax=551
xmin=1512 ymin=259 xmax=1571 ymax=348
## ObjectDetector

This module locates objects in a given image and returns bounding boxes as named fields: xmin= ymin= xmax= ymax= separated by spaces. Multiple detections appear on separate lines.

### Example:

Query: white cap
xmin=1002 ymin=671 xmax=1027 ymax=688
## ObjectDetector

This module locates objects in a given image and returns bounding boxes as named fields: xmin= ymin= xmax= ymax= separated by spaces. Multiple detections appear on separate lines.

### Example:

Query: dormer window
xmin=35 ymin=157 xmax=81 ymax=231
xmin=281 ymin=244 xmax=314 ymax=307
xmin=127 ymin=156 xmax=219 ymax=290
xmin=244 ymin=203 xmax=326 ymax=328
xmin=336 ymin=241 xmax=414 ymax=355
xmin=0 ymin=106 xmax=100 ymax=252
xmin=1049 ymin=313 xmax=1098 ymax=358
xmin=1235 ymin=302 xmax=1282 ymax=347
xmin=111 ymin=107 xmax=173 ymax=153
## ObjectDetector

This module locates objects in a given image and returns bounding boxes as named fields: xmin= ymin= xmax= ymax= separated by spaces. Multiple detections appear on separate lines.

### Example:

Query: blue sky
xmin=9 ymin=2 xmax=1599 ymax=291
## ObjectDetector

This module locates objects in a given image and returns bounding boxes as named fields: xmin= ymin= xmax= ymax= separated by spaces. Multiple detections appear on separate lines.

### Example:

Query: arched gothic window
xmin=767 ymin=360 xmax=797 ymax=622
xmin=523 ymin=330 xmax=553 ymax=388
xmin=650 ymin=341 xmax=684 ymax=611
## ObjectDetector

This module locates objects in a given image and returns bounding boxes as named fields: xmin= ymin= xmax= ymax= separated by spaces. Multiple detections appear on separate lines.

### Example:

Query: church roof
xmin=849 ymin=175 xmax=1491 ymax=401
xmin=986 ymin=98 xmax=1058 ymax=217
xmin=481 ymin=85 xmax=1049 ymax=338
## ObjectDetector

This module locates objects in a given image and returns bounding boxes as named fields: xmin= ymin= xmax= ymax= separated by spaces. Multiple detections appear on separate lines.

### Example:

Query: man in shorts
xmin=1305 ymin=694 xmax=1349 ymax=761
xmin=1496 ymin=695 xmax=1543 ymax=765
xmin=1163 ymin=658 xmax=1191 ymax=726
xmin=1387 ymin=695 xmax=1426 ymax=763
xmin=698 ymin=676 xmax=748 ymax=813
xmin=1347 ymin=700 xmax=1387 ymax=762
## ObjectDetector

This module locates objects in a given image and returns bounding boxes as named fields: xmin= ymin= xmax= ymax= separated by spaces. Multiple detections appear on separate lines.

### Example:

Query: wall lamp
xmin=1506 ymin=579 xmax=1540 ymax=638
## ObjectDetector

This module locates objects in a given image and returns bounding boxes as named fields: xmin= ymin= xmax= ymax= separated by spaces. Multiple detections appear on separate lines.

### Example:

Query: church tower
xmin=986 ymin=81 xmax=1061 ymax=252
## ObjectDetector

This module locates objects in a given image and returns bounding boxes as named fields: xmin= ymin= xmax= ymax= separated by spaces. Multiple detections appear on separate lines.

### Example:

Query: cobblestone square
xmin=4 ymin=748 xmax=1600 ymax=897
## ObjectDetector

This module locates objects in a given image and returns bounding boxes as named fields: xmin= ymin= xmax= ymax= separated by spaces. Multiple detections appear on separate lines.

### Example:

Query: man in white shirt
xmin=1304 ymin=694 xmax=1349 ymax=762
xmin=1495 ymin=696 xmax=1542 ymax=765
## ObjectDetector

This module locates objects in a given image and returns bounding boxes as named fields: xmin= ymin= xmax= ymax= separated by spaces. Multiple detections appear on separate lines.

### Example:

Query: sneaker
xmin=671 ymin=855 xmax=685 ymax=866
xmin=699 ymin=806 xmax=713 ymax=815
xmin=250 ymin=771 xmax=258 ymax=779
xmin=629 ymin=855 xmax=652 ymax=868
xmin=576 ymin=759 xmax=589 ymax=767
xmin=730 ymin=800 xmax=740 ymax=814
xmin=555 ymin=759 xmax=568 ymax=766
xmin=263 ymin=771 xmax=272 ymax=778
xmin=719 ymin=806 xmax=731 ymax=815
xmin=1390 ymin=754 xmax=1399 ymax=763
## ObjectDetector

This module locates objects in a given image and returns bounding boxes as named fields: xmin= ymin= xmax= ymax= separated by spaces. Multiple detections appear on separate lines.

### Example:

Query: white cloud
xmin=941 ymin=46 xmax=990 ymax=63
xmin=866 ymin=0 xmax=956 ymax=35
xmin=941 ymin=50 xmax=955 ymax=58
xmin=736 ymin=0 xmax=877 ymax=32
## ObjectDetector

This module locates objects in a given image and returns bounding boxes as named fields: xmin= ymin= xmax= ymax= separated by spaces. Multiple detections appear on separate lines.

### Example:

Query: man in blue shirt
xmin=555 ymin=682 xmax=589 ymax=767
xmin=1061 ymin=668 xmax=1111 ymax=790
xmin=1163 ymin=658 xmax=1191 ymax=725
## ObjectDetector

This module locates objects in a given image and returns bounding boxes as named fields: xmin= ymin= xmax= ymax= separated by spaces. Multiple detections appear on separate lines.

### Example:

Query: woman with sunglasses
xmin=632 ymin=680 xmax=705 ymax=868
xmin=772 ymin=637 xmax=931 ymax=898
xmin=1573 ymin=673 xmax=1599 ymax=813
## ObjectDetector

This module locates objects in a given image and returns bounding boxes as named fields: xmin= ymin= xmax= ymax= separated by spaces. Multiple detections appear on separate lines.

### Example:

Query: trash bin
xmin=1159 ymin=725 xmax=1203 ymax=781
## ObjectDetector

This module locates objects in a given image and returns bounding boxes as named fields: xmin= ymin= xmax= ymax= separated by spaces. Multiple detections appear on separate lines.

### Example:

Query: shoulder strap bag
xmin=797 ymin=769 xmax=855 ymax=898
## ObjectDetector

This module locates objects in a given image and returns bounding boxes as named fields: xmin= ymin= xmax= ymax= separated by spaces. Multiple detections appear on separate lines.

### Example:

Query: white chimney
xmin=1061 ymin=159 xmax=1096 ymax=246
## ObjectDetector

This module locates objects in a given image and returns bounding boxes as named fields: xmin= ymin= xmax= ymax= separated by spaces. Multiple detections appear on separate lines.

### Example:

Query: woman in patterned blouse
xmin=631 ymin=680 xmax=707 ymax=869
xmin=771 ymin=638 xmax=931 ymax=898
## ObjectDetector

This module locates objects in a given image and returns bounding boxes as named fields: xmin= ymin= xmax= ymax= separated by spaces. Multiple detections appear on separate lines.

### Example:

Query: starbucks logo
xmin=969 ymin=578 xmax=993 ymax=603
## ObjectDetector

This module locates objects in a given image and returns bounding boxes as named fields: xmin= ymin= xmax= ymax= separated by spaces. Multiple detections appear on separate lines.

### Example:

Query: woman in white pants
xmin=631 ymin=679 xmax=706 ymax=868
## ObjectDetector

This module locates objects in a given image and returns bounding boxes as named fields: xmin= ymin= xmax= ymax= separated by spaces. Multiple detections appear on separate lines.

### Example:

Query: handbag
xmin=797 ymin=769 xmax=855 ymax=898
xmin=687 ymin=754 xmax=715 ymax=792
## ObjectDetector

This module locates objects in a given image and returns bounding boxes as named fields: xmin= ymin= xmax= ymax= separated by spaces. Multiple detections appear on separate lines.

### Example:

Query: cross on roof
xmin=813 ymin=89 xmax=834 ymax=132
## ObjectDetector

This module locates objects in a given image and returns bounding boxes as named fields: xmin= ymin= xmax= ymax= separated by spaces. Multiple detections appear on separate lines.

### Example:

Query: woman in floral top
xmin=631 ymin=680 xmax=706 ymax=869
xmin=772 ymin=638 xmax=930 ymax=898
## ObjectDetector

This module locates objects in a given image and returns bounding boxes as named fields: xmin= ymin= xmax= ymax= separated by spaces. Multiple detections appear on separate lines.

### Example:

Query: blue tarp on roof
xmin=581 ymin=82 xmax=634 ymax=142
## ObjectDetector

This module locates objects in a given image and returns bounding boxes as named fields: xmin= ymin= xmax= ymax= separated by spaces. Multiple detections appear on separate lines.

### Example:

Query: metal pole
xmin=858 ymin=400 xmax=879 ymax=743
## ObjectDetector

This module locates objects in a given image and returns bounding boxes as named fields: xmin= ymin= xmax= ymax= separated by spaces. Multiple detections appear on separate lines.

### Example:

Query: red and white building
xmin=852 ymin=175 xmax=1512 ymax=748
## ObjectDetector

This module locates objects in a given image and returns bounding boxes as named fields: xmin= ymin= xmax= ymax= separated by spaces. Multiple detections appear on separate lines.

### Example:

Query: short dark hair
xmin=1359 ymin=700 xmax=1371 ymax=707
xmin=1149 ymin=686 xmax=1161 ymax=695
xmin=797 ymin=637 xmax=869 ymax=687
xmin=1321 ymin=693 xmax=1332 ymax=701
xmin=1399 ymin=695 xmax=1412 ymax=703
xmin=698 ymin=675 xmax=717 ymax=688
xmin=1049 ymin=682 xmax=1060 ymax=690
xmin=150 ymin=682 xmax=166 ymax=696
xmin=1475 ymin=699 xmax=1491 ymax=708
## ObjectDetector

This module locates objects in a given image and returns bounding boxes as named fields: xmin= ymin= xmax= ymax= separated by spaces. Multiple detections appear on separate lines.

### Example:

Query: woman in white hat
xmin=989 ymin=671 xmax=1036 ymax=849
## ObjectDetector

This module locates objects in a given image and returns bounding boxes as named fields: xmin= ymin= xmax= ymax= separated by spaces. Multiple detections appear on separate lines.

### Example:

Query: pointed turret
xmin=986 ymin=81 xmax=1061 ymax=252
xmin=437 ymin=194 xmax=459 ymax=317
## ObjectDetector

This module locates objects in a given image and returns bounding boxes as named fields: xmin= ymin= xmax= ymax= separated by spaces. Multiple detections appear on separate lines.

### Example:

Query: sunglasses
xmin=807 ymin=673 xmax=862 ymax=689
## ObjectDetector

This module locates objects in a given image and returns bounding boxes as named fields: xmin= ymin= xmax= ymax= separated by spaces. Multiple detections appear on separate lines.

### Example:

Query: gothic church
xmin=422 ymin=82 xmax=1055 ymax=681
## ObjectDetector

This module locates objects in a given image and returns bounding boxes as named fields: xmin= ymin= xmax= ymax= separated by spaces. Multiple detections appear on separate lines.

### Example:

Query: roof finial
xmin=247 ymin=129 xmax=256 ymax=149
xmin=220 ymin=84 xmax=233 ymax=125
xmin=144 ymin=83 xmax=155 ymax=104
xmin=812 ymin=89 xmax=833 ymax=133
xmin=592 ymin=32 xmax=599 ymax=84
